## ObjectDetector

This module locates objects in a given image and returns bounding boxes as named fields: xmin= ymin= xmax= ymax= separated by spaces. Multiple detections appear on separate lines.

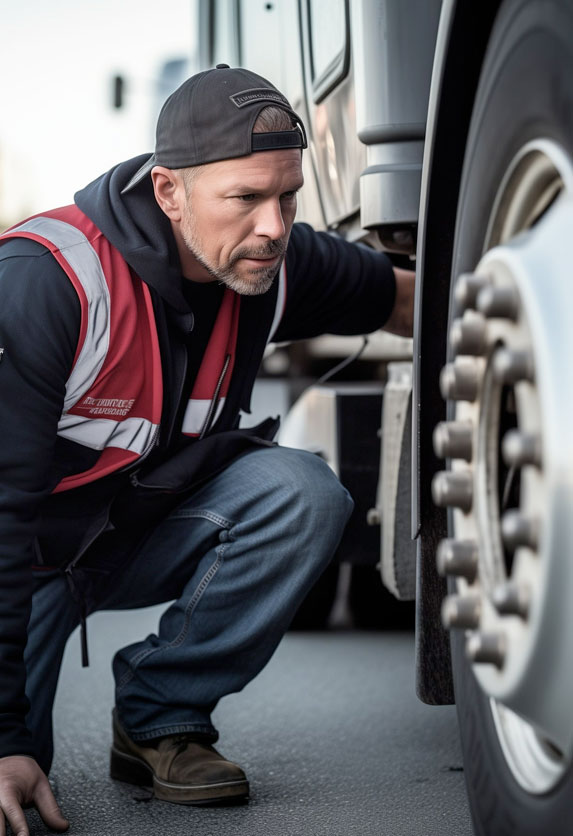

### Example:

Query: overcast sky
xmin=0 ymin=0 xmax=195 ymax=224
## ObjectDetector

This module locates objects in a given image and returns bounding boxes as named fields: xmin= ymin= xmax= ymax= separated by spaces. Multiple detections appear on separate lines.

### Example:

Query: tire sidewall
xmin=448 ymin=0 xmax=573 ymax=832
xmin=451 ymin=0 xmax=573 ymax=306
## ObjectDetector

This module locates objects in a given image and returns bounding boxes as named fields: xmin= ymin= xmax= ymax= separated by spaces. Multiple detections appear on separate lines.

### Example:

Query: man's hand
xmin=383 ymin=266 xmax=416 ymax=338
xmin=0 ymin=756 xmax=68 ymax=836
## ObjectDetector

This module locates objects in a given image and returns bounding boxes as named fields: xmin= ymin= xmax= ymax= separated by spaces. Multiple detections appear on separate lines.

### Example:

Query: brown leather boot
xmin=110 ymin=709 xmax=249 ymax=805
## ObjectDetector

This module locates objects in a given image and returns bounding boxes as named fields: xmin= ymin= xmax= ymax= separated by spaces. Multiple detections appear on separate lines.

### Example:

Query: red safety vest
xmin=0 ymin=205 xmax=253 ymax=493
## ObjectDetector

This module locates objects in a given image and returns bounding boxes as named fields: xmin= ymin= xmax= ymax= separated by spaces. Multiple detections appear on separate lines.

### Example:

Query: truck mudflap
xmin=377 ymin=362 xmax=417 ymax=600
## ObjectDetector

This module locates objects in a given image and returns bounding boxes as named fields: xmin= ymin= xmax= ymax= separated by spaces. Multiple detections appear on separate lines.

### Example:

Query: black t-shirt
xmin=176 ymin=277 xmax=226 ymax=436
xmin=180 ymin=277 xmax=225 ymax=392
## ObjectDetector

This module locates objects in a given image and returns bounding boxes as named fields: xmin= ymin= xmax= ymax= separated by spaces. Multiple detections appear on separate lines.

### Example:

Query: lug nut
xmin=433 ymin=421 xmax=473 ymax=461
xmin=436 ymin=539 xmax=478 ymax=582
xmin=502 ymin=430 xmax=542 ymax=468
xmin=450 ymin=310 xmax=488 ymax=356
xmin=432 ymin=470 xmax=473 ymax=512
xmin=466 ymin=632 xmax=506 ymax=668
xmin=366 ymin=507 xmax=381 ymax=526
xmin=440 ymin=364 xmax=457 ymax=399
xmin=442 ymin=593 xmax=482 ymax=630
xmin=454 ymin=273 xmax=491 ymax=311
xmin=439 ymin=357 xmax=481 ymax=402
xmin=492 ymin=581 xmax=530 ymax=618
xmin=501 ymin=510 xmax=539 ymax=550
xmin=477 ymin=285 xmax=519 ymax=320
xmin=492 ymin=349 xmax=534 ymax=384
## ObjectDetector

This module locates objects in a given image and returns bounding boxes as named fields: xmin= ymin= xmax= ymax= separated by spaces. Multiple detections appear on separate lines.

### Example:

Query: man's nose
xmin=254 ymin=199 xmax=286 ymax=240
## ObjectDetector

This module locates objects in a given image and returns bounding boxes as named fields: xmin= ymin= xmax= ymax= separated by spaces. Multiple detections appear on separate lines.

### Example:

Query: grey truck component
xmin=378 ymin=363 xmax=416 ymax=601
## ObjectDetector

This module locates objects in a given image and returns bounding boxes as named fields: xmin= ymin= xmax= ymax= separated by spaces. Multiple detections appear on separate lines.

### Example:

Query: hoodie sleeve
xmin=273 ymin=222 xmax=397 ymax=342
xmin=0 ymin=238 xmax=80 ymax=758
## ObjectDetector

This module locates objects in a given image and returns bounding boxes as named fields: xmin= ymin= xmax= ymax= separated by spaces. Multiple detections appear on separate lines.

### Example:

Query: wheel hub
xmin=433 ymin=139 xmax=573 ymax=792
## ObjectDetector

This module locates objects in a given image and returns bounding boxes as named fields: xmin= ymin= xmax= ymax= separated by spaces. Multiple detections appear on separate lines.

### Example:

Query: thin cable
xmin=314 ymin=335 xmax=370 ymax=387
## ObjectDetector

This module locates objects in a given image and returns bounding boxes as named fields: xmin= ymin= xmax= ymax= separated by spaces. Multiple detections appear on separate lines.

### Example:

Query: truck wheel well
xmin=414 ymin=0 xmax=503 ymax=705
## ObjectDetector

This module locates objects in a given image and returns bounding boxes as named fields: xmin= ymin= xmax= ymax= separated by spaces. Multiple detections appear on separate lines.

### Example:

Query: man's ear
xmin=151 ymin=166 xmax=184 ymax=221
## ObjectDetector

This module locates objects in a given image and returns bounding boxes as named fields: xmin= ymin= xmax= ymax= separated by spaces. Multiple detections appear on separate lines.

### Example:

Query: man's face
xmin=179 ymin=148 xmax=304 ymax=295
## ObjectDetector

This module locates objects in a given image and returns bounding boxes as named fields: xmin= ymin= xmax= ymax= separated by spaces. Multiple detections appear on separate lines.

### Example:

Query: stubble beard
xmin=180 ymin=213 xmax=285 ymax=296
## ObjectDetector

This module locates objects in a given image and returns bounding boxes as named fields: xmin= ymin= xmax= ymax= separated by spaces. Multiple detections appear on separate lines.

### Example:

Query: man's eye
xmin=237 ymin=194 xmax=256 ymax=202
xmin=281 ymin=191 xmax=298 ymax=200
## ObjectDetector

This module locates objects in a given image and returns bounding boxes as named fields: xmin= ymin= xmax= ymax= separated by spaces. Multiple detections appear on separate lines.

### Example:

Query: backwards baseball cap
xmin=122 ymin=64 xmax=307 ymax=193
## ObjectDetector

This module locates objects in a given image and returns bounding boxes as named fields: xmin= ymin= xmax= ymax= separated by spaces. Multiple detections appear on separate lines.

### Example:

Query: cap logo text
xmin=230 ymin=88 xmax=290 ymax=109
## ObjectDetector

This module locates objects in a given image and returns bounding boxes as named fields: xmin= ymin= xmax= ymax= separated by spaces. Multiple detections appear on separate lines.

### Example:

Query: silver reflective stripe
xmin=58 ymin=413 xmax=157 ymax=454
xmin=8 ymin=217 xmax=111 ymax=412
xmin=182 ymin=398 xmax=225 ymax=436
xmin=268 ymin=263 xmax=287 ymax=343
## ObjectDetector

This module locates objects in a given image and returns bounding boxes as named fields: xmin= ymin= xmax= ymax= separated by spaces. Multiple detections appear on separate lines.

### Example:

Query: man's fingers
xmin=0 ymin=756 xmax=66 ymax=836
xmin=33 ymin=778 xmax=69 ymax=832
xmin=1 ymin=800 xmax=29 ymax=836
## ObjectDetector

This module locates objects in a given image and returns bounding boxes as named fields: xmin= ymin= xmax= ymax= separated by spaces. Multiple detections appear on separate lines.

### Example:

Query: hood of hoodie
xmin=74 ymin=154 xmax=190 ymax=313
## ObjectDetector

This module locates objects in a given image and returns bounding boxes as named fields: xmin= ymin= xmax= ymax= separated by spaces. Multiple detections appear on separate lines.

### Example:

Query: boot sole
xmin=110 ymin=746 xmax=250 ymax=805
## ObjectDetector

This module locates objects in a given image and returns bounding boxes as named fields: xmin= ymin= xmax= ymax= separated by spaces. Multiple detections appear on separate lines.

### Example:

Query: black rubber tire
xmin=447 ymin=0 xmax=573 ymax=832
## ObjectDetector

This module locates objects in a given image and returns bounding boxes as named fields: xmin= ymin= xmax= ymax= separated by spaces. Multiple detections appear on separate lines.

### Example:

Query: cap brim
xmin=121 ymin=155 xmax=157 ymax=194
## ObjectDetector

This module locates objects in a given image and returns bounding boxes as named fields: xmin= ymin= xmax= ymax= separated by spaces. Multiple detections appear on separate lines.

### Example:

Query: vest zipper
xmin=131 ymin=421 xmax=161 ymax=468
xmin=199 ymin=353 xmax=231 ymax=440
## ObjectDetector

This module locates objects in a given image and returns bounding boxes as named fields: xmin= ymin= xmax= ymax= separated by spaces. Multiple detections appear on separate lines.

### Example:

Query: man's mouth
xmin=232 ymin=244 xmax=285 ymax=266
xmin=241 ymin=255 xmax=279 ymax=263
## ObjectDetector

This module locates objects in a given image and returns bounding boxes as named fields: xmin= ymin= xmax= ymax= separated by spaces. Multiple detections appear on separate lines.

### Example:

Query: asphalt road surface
xmin=18 ymin=603 xmax=476 ymax=836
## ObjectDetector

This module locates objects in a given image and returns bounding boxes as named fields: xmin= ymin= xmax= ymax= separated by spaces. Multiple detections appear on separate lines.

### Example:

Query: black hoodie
xmin=0 ymin=155 xmax=396 ymax=759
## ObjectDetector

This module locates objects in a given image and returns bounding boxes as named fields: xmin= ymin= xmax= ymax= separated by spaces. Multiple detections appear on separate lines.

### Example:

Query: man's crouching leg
xmin=106 ymin=446 xmax=354 ymax=804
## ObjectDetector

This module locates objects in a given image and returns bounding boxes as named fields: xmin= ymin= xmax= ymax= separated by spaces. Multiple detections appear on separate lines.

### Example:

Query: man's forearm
xmin=382 ymin=266 xmax=415 ymax=338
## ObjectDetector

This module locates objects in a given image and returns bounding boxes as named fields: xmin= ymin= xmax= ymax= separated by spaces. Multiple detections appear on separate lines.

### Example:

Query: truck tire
xmin=434 ymin=0 xmax=573 ymax=832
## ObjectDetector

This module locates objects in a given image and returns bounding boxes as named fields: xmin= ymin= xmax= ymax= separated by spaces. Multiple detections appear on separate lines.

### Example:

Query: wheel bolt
xmin=492 ymin=581 xmax=530 ymax=618
xmin=501 ymin=510 xmax=539 ymax=550
xmin=492 ymin=349 xmax=534 ymax=384
xmin=466 ymin=632 xmax=506 ymax=668
xmin=366 ymin=507 xmax=381 ymax=526
xmin=477 ymin=285 xmax=519 ymax=320
xmin=502 ymin=430 xmax=542 ymax=468
xmin=436 ymin=539 xmax=478 ymax=582
xmin=439 ymin=357 xmax=480 ymax=402
xmin=454 ymin=273 xmax=491 ymax=310
xmin=433 ymin=421 xmax=473 ymax=461
xmin=442 ymin=593 xmax=482 ymax=630
xmin=432 ymin=471 xmax=473 ymax=512
xmin=450 ymin=310 xmax=488 ymax=356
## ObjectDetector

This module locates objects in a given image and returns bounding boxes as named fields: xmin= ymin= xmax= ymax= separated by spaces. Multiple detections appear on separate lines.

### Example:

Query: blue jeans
xmin=24 ymin=446 xmax=353 ymax=774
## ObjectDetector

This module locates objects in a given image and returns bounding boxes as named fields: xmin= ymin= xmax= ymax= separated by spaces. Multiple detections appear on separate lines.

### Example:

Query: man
xmin=0 ymin=65 xmax=414 ymax=833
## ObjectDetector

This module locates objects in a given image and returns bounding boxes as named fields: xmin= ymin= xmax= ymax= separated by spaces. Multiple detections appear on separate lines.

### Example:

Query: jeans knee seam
xmin=170 ymin=509 xmax=235 ymax=528
xmin=116 ymin=545 xmax=227 ymax=693
xmin=169 ymin=543 xmax=226 ymax=648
